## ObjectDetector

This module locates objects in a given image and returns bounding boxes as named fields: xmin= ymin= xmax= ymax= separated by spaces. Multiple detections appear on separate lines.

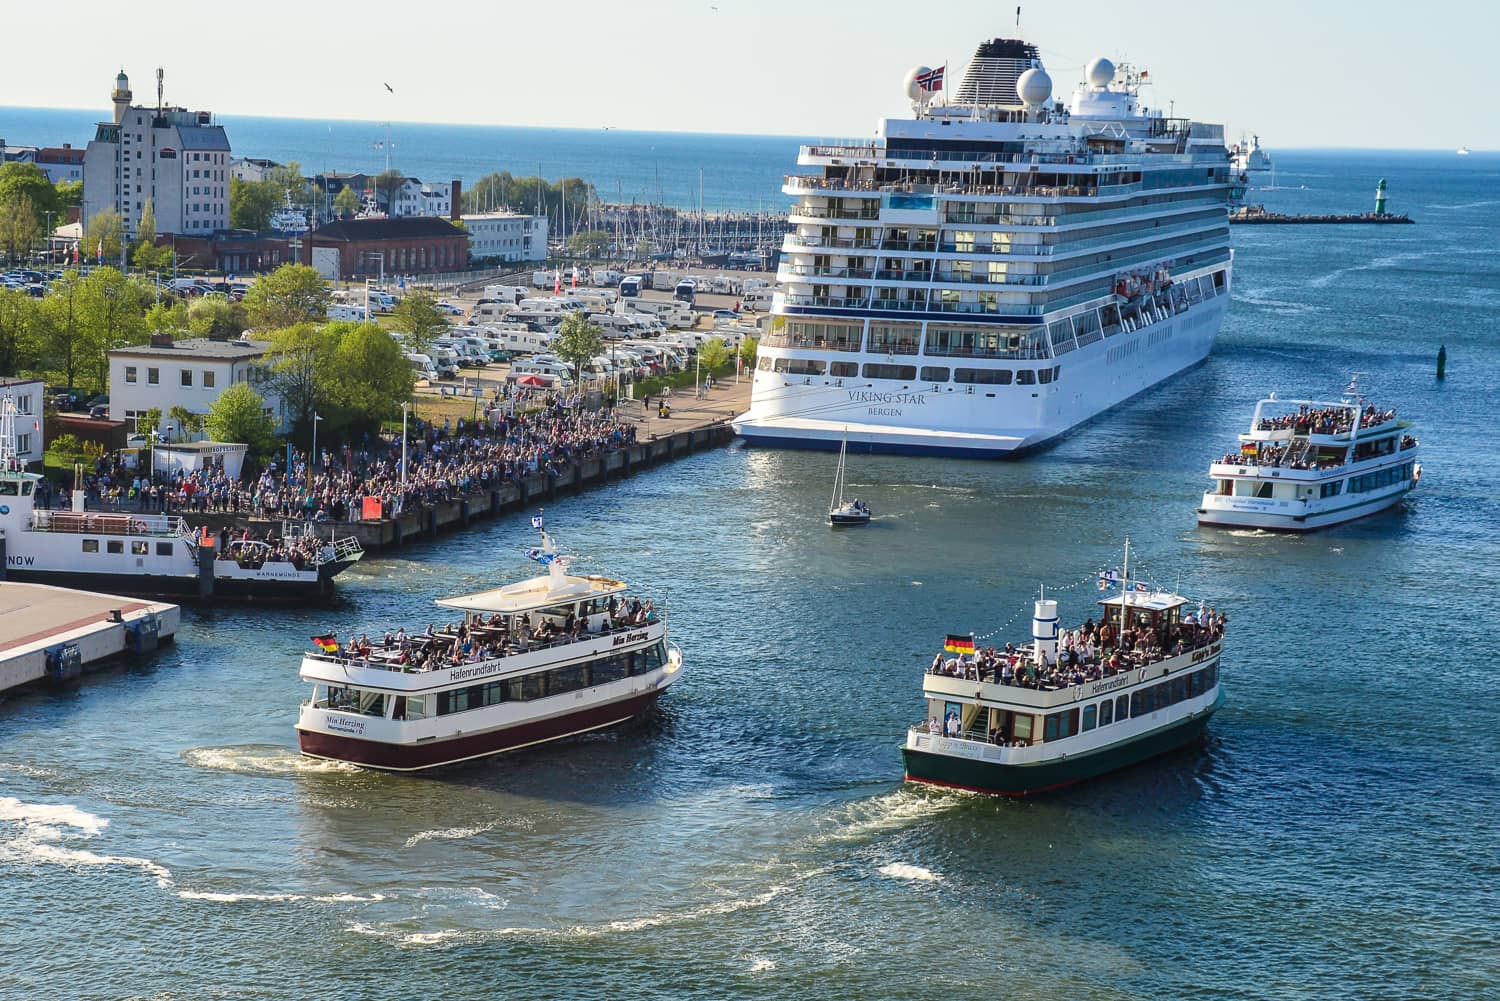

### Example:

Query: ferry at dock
xmin=734 ymin=36 xmax=1239 ymax=458
xmin=295 ymin=531 xmax=683 ymax=771
xmin=1197 ymin=382 xmax=1420 ymax=531
xmin=902 ymin=546 xmax=1225 ymax=796
xmin=0 ymin=400 xmax=362 ymax=600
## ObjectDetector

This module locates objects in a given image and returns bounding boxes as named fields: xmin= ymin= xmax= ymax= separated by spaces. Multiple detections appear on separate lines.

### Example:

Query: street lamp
xmin=400 ymin=401 xmax=410 ymax=505
xmin=312 ymin=412 xmax=324 ymax=472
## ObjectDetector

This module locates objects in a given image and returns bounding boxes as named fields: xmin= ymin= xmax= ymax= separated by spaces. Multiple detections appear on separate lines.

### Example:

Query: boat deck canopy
xmin=1097 ymin=591 xmax=1190 ymax=613
xmin=435 ymin=573 xmax=628 ymax=614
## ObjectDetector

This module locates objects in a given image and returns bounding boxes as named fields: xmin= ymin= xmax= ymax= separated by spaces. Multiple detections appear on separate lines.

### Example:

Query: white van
xmin=425 ymin=346 xmax=461 ymax=378
xmin=508 ymin=309 xmax=566 ymax=333
xmin=621 ymin=298 xmax=695 ymax=329
xmin=532 ymin=270 xmax=554 ymax=288
xmin=742 ymin=287 xmax=775 ymax=311
xmin=434 ymin=338 xmax=485 ymax=367
xmin=481 ymin=324 xmax=553 ymax=356
xmin=511 ymin=356 xmax=576 ymax=384
xmin=367 ymin=291 xmax=397 ymax=313
xmin=327 ymin=303 xmax=369 ymax=322
xmin=406 ymin=352 xmax=440 ymax=382
xmin=482 ymin=284 xmax=527 ymax=304
xmin=590 ymin=270 xmax=622 ymax=287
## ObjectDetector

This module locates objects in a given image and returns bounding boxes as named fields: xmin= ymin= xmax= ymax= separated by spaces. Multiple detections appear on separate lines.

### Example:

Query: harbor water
xmin=2 ymin=150 xmax=1499 ymax=998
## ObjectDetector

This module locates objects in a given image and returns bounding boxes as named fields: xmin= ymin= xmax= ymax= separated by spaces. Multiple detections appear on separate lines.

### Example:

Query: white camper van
xmin=510 ymin=356 xmax=576 ymax=385
xmin=620 ymin=298 xmax=694 ymax=329
xmin=327 ymin=303 xmax=370 ymax=322
xmin=741 ymin=286 xmax=775 ymax=311
xmin=406 ymin=352 xmax=440 ymax=382
xmin=482 ymin=284 xmax=527 ymax=304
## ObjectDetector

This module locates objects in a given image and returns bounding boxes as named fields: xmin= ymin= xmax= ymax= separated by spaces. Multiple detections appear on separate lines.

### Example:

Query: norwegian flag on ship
xmin=915 ymin=65 xmax=945 ymax=92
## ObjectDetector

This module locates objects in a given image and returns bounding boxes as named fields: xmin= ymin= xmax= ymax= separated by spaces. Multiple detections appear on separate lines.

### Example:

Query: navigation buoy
xmin=1437 ymin=344 xmax=1447 ymax=380
xmin=1375 ymin=177 xmax=1388 ymax=217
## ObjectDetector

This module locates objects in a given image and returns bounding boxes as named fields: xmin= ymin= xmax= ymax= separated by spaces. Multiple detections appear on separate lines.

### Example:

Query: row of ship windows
xmin=760 ymin=356 xmax=1060 ymax=385
xmin=967 ymin=664 xmax=1219 ymax=745
xmin=412 ymin=642 xmax=669 ymax=720
xmin=79 ymin=539 xmax=175 ymax=556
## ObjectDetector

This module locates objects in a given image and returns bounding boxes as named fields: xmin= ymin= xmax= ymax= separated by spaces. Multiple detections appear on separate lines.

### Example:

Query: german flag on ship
xmin=944 ymin=634 xmax=975 ymax=654
xmin=311 ymin=634 xmax=339 ymax=652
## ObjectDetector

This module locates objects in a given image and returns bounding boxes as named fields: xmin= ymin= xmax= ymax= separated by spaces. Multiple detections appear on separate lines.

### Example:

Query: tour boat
xmin=902 ymin=543 xmax=1225 ymax=796
xmin=295 ymin=531 xmax=683 ymax=771
xmin=1197 ymin=379 xmax=1420 ymax=531
xmin=0 ymin=400 xmax=362 ymax=600
xmin=827 ymin=431 xmax=871 ymax=526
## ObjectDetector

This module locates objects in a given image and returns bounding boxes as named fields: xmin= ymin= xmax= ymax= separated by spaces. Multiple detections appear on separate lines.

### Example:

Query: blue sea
xmin=1 ymin=138 xmax=1498 ymax=999
xmin=0 ymin=106 xmax=804 ymax=211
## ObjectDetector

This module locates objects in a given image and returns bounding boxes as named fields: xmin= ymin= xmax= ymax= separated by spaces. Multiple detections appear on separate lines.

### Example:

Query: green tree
xmin=40 ymin=269 xmax=85 ymax=389
xmin=697 ymin=336 xmax=731 ymax=374
xmin=266 ymin=321 xmax=340 ymax=430
xmin=146 ymin=299 xmax=190 ymax=336
xmin=268 ymin=161 xmax=310 ymax=206
xmin=131 ymin=199 xmax=174 ymax=271
xmin=55 ymin=180 xmax=83 ymax=209
xmin=373 ymin=170 xmax=404 ymax=215
xmin=229 ymin=176 xmax=281 ymax=231
xmin=138 ymin=407 xmax=162 ymax=439
xmin=333 ymin=184 xmax=360 ymax=218
xmin=242 ymin=263 xmax=329 ymax=330
xmin=203 ymin=382 xmax=278 ymax=453
xmin=553 ymin=312 xmax=603 ymax=384
xmin=168 ymin=403 xmax=204 ymax=438
xmin=0 ymin=287 xmax=45 ymax=375
xmin=187 ymin=297 xmax=247 ymax=339
xmin=389 ymin=290 xmax=448 ymax=354
xmin=84 ymin=208 xmax=126 ymax=266
xmin=739 ymin=334 xmax=758 ymax=369
xmin=566 ymin=229 xmax=610 ymax=258
xmin=0 ymin=163 xmax=62 ymax=220
xmin=77 ymin=266 xmax=149 ymax=390
xmin=326 ymin=323 xmax=413 ymax=431
xmin=0 ymin=194 xmax=41 ymax=262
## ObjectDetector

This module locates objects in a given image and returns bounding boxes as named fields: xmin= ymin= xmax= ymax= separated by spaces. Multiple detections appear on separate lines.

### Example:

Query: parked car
xmin=712 ymin=309 xmax=741 ymax=321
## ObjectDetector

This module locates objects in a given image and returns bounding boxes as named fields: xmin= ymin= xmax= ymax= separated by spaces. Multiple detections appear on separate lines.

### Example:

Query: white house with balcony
xmin=107 ymin=335 xmax=288 ymax=435
xmin=461 ymin=211 xmax=548 ymax=263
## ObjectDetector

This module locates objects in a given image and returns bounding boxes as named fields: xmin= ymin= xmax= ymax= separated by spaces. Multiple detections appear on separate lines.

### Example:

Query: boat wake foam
xmin=0 ymin=794 xmax=174 ymax=889
xmin=809 ymin=787 xmax=966 ymax=846
xmin=404 ymin=821 xmax=508 ymax=847
xmin=877 ymin=862 xmax=943 ymax=882
xmin=181 ymin=745 xmax=362 ymax=777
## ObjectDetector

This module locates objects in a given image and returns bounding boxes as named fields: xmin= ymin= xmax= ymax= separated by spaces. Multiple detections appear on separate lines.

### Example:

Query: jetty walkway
xmin=179 ymin=380 xmax=751 ymax=556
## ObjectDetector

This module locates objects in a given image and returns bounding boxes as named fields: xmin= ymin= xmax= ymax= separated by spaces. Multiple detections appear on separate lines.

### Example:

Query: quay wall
xmin=0 ymin=586 xmax=181 ymax=695
xmin=185 ymin=423 xmax=735 ymax=555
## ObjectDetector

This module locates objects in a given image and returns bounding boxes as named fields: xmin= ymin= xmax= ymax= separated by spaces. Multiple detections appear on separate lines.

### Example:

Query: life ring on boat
xmin=132 ymin=519 xmax=149 ymax=533
xmin=1138 ymin=668 xmax=1147 ymax=683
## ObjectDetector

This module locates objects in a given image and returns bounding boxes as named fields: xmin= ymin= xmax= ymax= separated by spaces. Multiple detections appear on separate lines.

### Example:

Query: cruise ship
xmin=733 ymin=38 xmax=1241 ymax=457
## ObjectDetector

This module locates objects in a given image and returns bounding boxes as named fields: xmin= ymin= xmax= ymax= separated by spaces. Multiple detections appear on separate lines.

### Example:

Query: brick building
xmin=301 ymin=217 xmax=469 ymax=280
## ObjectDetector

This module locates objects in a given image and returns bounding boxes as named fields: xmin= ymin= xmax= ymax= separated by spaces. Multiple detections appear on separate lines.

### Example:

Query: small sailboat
xmin=828 ymin=431 xmax=872 ymax=526
xmin=1457 ymin=146 xmax=1471 ymax=155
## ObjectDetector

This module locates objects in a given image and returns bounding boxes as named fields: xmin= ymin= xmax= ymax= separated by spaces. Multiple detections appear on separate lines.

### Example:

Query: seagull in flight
xmin=383 ymin=82 xmax=394 ymax=93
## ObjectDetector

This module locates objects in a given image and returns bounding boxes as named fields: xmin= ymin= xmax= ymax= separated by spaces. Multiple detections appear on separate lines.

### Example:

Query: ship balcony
xmin=783 ymin=174 xmax=882 ymax=196
xmin=787 ymin=203 xmax=882 ymax=223
xmin=777 ymin=263 xmax=876 ymax=281
xmin=782 ymin=233 xmax=879 ymax=252
xmin=780 ymin=293 xmax=872 ymax=310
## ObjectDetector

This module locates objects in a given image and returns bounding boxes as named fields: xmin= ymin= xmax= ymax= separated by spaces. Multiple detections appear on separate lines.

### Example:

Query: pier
xmin=1230 ymin=207 xmax=1415 ymax=225
xmin=179 ymin=380 xmax=750 ymax=556
xmin=0 ymin=582 xmax=179 ymax=694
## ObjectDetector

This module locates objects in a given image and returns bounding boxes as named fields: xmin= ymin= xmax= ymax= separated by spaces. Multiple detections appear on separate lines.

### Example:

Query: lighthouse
xmin=1375 ymin=177 xmax=1388 ymax=216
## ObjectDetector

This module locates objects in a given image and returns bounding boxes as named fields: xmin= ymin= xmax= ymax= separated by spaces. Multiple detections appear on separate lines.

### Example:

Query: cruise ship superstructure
xmin=733 ymin=38 xmax=1241 ymax=457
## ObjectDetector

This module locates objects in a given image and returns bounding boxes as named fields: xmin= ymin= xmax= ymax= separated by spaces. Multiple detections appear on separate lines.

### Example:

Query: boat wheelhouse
xmin=903 ymin=550 xmax=1225 ymax=795
xmin=0 ymin=399 xmax=361 ymax=599
xmin=1197 ymin=385 xmax=1420 ymax=531
xmin=733 ymin=37 xmax=1239 ymax=458
xmin=295 ymin=534 xmax=683 ymax=771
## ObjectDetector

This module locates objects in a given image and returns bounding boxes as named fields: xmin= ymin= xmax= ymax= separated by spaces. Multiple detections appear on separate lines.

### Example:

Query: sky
xmin=2 ymin=0 xmax=1495 ymax=148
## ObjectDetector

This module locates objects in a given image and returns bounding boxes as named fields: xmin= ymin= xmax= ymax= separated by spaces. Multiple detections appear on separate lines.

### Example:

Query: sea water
xmin=0 ymin=148 xmax=1497 ymax=999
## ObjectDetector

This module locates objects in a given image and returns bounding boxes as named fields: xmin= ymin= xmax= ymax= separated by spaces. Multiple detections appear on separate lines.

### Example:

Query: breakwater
xmin=181 ymin=423 xmax=735 ymax=555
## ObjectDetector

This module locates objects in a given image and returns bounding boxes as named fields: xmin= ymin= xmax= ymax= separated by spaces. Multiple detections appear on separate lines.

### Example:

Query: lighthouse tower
xmin=111 ymin=70 xmax=132 ymax=124
xmin=1374 ymin=177 xmax=1388 ymax=217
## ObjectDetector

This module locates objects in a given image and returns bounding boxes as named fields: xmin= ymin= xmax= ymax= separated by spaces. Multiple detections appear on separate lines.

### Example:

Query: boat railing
xmin=30 ymin=510 xmax=191 ymax=538
xmin=927 ymin=633 xmax=1222 ymax=694
xmin=306 ymin=616 xmax=661 ymax=674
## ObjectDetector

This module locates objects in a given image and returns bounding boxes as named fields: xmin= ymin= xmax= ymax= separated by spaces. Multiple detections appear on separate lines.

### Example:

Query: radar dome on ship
xmin=905 ymin=66 xmax=933 ymax=101
xmin=1017 ymin=66 xmax=1052 ymax=106
xmin=1086 ymin=57 xmax=1115 ymax=88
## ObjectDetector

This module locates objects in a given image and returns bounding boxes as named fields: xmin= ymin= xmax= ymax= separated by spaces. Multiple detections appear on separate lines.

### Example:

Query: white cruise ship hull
xmin=735 ymin=292 xmax=1227 ymax=458
xmin=1197 ymin=477 xmax=1415 ymax=532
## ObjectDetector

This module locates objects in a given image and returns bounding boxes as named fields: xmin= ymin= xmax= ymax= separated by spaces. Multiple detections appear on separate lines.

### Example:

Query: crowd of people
xmin=1256 ymin=403 xmax=1397 ymax=437
xmin=212 ymin=527 xmax=326 ymax=571
xmin=319 ymin=594 xmax=658 ymax=672
xmin=927 ymin=606 xmax=1228 ymax=695
xmin=57 ymin=393 xmax=637 ymax=526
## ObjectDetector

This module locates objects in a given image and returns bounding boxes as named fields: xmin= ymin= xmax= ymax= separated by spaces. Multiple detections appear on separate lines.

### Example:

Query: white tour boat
xmin=0 ymin=400 xmax=362 ymax=599
xmin=903 ymin=542 xmax=1226 ymax=795
xmin=734 ymin=37 xmax=1237 ymax=458
xmin=295 ymin=531 xmax=683 ymax=771
xmin=1197 ymin=381 xmax=1420 ymax=531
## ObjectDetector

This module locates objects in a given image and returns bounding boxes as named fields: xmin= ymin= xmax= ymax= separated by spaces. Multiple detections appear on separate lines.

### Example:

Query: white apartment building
xmin=461 ymin=212 xmax=548 ymax=263
xmin=0 ymin=377 xmax=45 ymax=465
xmin=390 ymin=178 xmax=454 ymax=218
xmin=107 ymin=336 xmax=288 ymax=435
xmin=231 ymin=157 xmax=281 ymax=182
xmin=82 ymin=70 xmax=232 ymax=239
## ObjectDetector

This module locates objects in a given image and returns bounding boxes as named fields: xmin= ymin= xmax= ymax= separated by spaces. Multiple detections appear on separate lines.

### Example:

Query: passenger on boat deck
xmin=928 ymin=717 xmax=941 ymax=735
